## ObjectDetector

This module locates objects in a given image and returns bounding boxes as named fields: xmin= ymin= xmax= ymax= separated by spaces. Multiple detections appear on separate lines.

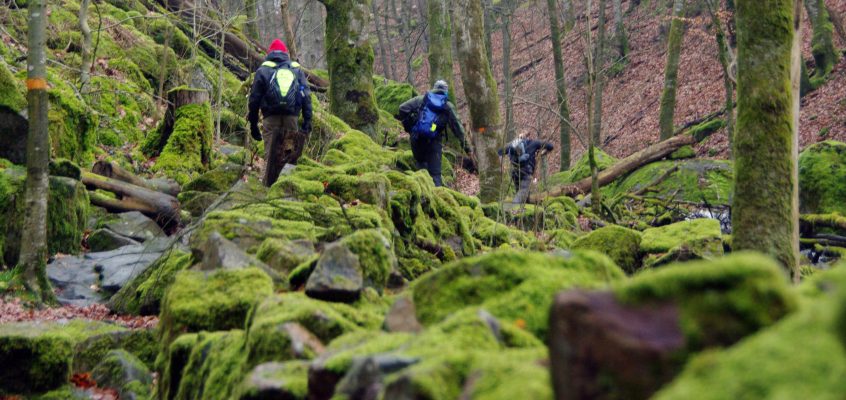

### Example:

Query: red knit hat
xmin=268 ymin=39 xmax=288 ymax=54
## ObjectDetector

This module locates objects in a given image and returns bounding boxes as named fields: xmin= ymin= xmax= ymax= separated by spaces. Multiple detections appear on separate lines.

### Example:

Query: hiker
xmin=248 ymin=38 xmax=313 ymax=187
xmin=396 ymin=80 xmax=471 ymax=187
xmin=499 ymin=133 xmax=553 ymax=204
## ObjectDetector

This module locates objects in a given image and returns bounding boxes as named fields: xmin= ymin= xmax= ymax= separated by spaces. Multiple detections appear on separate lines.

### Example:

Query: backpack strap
xmin=261 ymin=61 xmax=279 ymax=68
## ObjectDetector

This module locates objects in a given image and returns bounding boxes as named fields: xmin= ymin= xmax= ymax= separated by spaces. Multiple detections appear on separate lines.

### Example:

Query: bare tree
xmin=19 ymin=0 xmax=55 ymax=304
xmin=590 ymin=0 xmax=607 ymax=146
xmin=502 ymin=0 xmax=516 ymax=141
xmin=280 ymin=0 xmax=299 ymax=59
xmin=705 ymin=0 xmax=736 ymax=144
xmin=79 ymin=0 xmax=93 ymax=90
xmin=427 ymin=0 xmax=455 ymax=100
xmin=733 ymin=0 xmax=801 ymax=280
xmin=658 ymin=0 xmax=686 ymax=140
xmin=547 ymin=0 xmax=572 ymax=170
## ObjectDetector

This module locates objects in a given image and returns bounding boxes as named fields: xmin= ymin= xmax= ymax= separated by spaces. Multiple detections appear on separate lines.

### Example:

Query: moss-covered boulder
xmin=150 ymin=98 xmax=214 ymax=185
xmin=412 ymin=250 xmax=625 ymax=338
xmin=374 ymin=79 xmax=416 ymax=116
xmin=90 ymin=349 xmax=153 ymax=399
xmin=0 ymin=166 xmax=89 ymax=267
xmin=571 ymin=225 xmax=642 ymax=273
xmin=182 ymin=162 xmax=244 ymax=192
xmin=73 ymin=329 xmax=157 ymax=372
xmin=605 ymin=159 xmax=734 ymax=205
xmin=237 ymin=361 xmax=310 ymax=400
xmin=654 ymin=267 xmax=846 ymax=400
xmin=547 ymin=148 xmax=618 ymax=187
xmin=173 ymin=330 xmax=248 ymax=400
xmin=158 ymin=267 xmax=273 ymax=348
xmin=640 ymin=218 xmax=724 ymax=267
xmin=0 ymin=320 xmax=124 ymax=395
xmin=799 ymin=140 xmax=846 ymax=215
xmin=108 ymin=249 xmax=194 ymax=315
xmin=549 ymin=253 xmax=798 ymax=400
xmin=256 ymin=238 xmax=316 ymax=277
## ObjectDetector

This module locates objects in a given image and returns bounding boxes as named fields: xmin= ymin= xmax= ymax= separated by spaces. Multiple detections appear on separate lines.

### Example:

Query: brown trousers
xmin=262 ymin=115 xmax=305 ymax=187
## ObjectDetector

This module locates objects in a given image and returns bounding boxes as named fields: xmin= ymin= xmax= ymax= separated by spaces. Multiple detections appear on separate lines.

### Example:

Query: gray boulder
xmin=305 ymin=244 xmax=363 ymax=303
xmin=104 ymin=211 xmax=165 ymax=242
xmin=88 ymin=228 xmax=140 ymax=252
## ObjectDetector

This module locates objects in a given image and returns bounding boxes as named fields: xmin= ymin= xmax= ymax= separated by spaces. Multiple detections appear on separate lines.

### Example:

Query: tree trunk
xmin=382 ymin=0 xmax=398 ymax=80
xmin=373 ymin=0 xmax=392 ymax=78
xmin=318 ymin=0 xmax=380 ymax=138
xmin=92 ymin=160 xmax=181 ymax=196
xmin=400 ymin=0 xmax=415 ymax=84
xmin=502 ymin=1 xmax=515 ymax=141
xmin=547 ymin=0 xmax=572 ymax=171
xmin=295 ymin=0 xmax=327 ymax=69
xmin=454 ymin=0 xmax=503 ymax=202
xmin=148 ymin=88 xmax=211 ymax=156
xmin=19 ymin=0 xmax=55 ymax=304
xmin=591 ymin=0 xmax=608 ymax=146
xmin=82 ymin=173 xmax=182 ymax=228
xmin=562 ymin=0 xmax=575 ymax=30
xmin=827 ymin=4 xmax=846 ymax=43
xmin=612 ymin=0 xmax=628 ymax=59
xmin=79 ymin=0 xmax=92 ymax=90
xmin=805 ymin=0 xmax=838 ymax=83
xmin=658 ymin=0 xmax=686 ymax=140
xmin=245 ymin=0 xmax=259 ymax=42
xmin=733 ymin=0 xmax=800 ymax=280
xmin=427 ymin=0 xmax=456 ymax=103
xmin=708 ymin=0 xmax=735 ymax=146
xmin=280 ymin=0 xmax=299 ymax=60
xmin=483 ymin=0 xmax=495 ymax=64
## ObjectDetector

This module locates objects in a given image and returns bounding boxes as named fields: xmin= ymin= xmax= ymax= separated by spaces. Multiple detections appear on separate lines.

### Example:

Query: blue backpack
xmin=412 ymin=92 xmax=449 ymax=139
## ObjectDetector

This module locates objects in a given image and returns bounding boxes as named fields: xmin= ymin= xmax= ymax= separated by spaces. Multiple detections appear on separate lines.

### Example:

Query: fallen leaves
xmin=0 ymin=298 xmax=158 ymax=329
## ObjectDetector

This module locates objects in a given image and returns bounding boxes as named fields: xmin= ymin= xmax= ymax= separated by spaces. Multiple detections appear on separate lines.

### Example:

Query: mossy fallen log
xmin=82 ymin=172 xmax=181 ymax=228
xmin=92 ymin=160 xmax=180 ymax=197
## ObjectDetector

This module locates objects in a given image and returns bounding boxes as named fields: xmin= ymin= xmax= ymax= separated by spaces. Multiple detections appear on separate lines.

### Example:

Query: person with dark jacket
xmin=499 ymin=133 xmax=554 ymax=203
xmin=396 ymin=80 xmax=471 ymax=187
xmin=248 ymin=39 xmax=313 ymax=186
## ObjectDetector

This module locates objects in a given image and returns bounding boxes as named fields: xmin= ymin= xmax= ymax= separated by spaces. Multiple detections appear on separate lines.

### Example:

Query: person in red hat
xmin=248 ymin=38 xmax=313 ymax=186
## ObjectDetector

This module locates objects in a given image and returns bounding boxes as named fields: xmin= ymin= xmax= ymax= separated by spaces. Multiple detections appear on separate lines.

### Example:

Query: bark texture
xmin=547 ymin=0 xmax=572 ymax=170
xmin=454 ymin=0 xmax=504 ymax=202
xmin=79 ymin=0 xmax=93 ymax=89
xmin=427 ymin=0 xmax=456 ymax=102
xmin=280 ymin=0 xmax=299 ymax=60
xmin=658 ymin=0 xmax=686 ymax=140
xmin=733 ymin=0 xmax=800 ymax=279
xmin=806 ymin=0 xmax=838 ymax=84
xmin=318 ymin=0 xmax=380 ymax=137
xmin=19 ymin=0 xmax=55 ymax=303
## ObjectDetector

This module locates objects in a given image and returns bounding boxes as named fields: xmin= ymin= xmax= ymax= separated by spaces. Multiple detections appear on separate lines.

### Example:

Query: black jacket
xmin=248 ymin=51 xmax=313 ymax=130
xmin=396 ymin=93 xmax=468 ymax=148
xmin=498 ymin=139 xmax=554 ymax=177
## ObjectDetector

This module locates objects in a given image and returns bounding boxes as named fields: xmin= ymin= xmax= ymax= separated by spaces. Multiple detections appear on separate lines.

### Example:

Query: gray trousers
xmin=262 ymin=115 xmax=304 ymax=187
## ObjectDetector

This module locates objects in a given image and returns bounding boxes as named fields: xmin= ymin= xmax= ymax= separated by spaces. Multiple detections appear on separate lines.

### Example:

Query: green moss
xmin=669 ymin=145 xmax=696 ymax=160
xmin=90 ymin=349 xmax=153 ymax=399
xmin=0 ymin=168 xmax=88 ymax=266
xmin=174 ymin=330 xmax=248 ymax=400
xmin=158 ymin=267 xmax=273 ymax=349
xmin=74 ymin=329 xmax=157 ymax=372
xmin=374 ymin=80 xmax=416 ymax=116
xmin=237 ymin=360 xmax=310 ymax=400
xmin=338 ymin=229 xmax=395 ymax=290
xmin=46 ymin=69 xmax=98 ymax=164
xmin=412 ymin=250 xmax=624 ymax=339
xmin=654 ymin=267 xmax=846 ymax=400
xmin=605 ymin=159 xmax=734 ymax=205
xmin=458 ymin=348 xmax=552 ymax=400
xmin=799 ymin=141 xmax=846 ymax=215
xmin=108 ymin=249 xmax=193 ymax=315
xmin=572 ymin=225 xmax=642 ymax=273
xmin=182 ymin=162 xmax=244 ymax=192
xmin=640 ymin=219 xmax=722 ymax=253
xmin=687 ymin=118 xmax=726 ymax=141
xmin=0 ymin=320 xmax=123 ymax=395
xmin=614 ymin=252 xmax=798 ymax=352
xmin=0 ymin=60 xmax=26 ymax=111
xmin=48 ymin=158 xmax=81 ymax=180
xmin=547 ymin=148 xmax=618 ymax=186
xmin=152 ymin=102 xmax=214 ymax=185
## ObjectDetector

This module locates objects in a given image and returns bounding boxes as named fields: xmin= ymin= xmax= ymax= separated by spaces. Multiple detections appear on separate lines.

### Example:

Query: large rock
xmin=236 ymin=361 xmax=310 ymax=400
xmin=91 ymin=350 xmax=153 ymax=400
xmin=245 ymin=321 xmax=325 ymax=368
xmin=799 ymin=140 xmax=846 ymax=215
xmin=171 ymin=331 xmax=248 ymax=400
xmin=87 ymin=228 xmax=140 ymax=252
xmin=73 ymin=329 xmax=157 ymax=373
xmin=548 ymin=253 xmax=798 ymax=400
xmin=640 ymin=219 xmax=724 ymax=268
xmin=571 ymin=225 xmax=643 ymax=273
xmin=256 ymin=238 xmax=317 ymax=277
xmin=104 ymin=211 xmax=165 ymax=242
xmin=0 ymin=320 xmax=124 ymax=395
xmin=606 ymin=159 xmax=734 ymax=206
xmin=193 ymin=231 xmax=282 ymax=283
xmin=305 ymin=244 xmax=364 ymax=303
xmin=383 ymin=296 xmax=423 ymax=333
xmin=107 ymin=249 xmax=194 ymax=315
xmin=158 ymin=267 xmax=273 ymax=347
xmin=182 ymin=162 xmax=244 ymax=192
xmin=412 ymin=250 xmax=625 ymax=338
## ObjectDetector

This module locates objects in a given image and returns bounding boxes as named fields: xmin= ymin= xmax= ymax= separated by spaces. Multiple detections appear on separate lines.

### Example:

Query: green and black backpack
xmin=262 ymin=61 xmax=302 ymax=114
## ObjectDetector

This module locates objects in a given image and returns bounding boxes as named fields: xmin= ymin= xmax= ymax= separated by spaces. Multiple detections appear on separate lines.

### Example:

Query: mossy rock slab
xmin=108 ymin=249 xmax=194 ymax=316
xmin=605 ymin=159 xmax=734 ymax=206
xmin=654 ymin=267 xmax=846 ymax=400
xmin=640 ymin=219 xmax=723 ymax=258
xmin=412 ymin=250 xmax=625 ymax=339
xmin=799 ymin=140 xmax=846 ymax=215
xmin=159 ymin=267 xmax=273 ymax=348
xmin=0 ymin=320 xmax=124 ymax=395
xmin=571 ymin=225 xmax=642 ymax=273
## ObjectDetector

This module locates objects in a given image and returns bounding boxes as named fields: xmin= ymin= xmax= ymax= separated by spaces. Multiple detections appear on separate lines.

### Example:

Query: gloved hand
xmin=250 ymin=122 xmax=262 ymax=141
xmin=301 ymin=122 xmax=312 ymax=134
xmin=463 ymin=144 xmax=472 ymax=155
xmin=518 ymin=153 xmax=531 ymax=163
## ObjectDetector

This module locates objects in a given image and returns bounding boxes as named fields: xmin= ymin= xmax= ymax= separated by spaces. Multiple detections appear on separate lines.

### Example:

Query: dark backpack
xmin=262 ymin=61 xmax=300 ymax=114
xmin=411 ymin=92 xmax=449 ymax=139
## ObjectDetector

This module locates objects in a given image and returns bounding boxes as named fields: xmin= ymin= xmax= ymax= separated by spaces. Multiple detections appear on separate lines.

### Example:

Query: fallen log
xmin=92 ymin=160 xmax=180 ymax=197
xmin=82 ymin=172 xmax=181 ymax=228
xmin=531 ymin=133 xmax=702 ymax=202
xmin=800 ymin=214 xmax=846 ymax=234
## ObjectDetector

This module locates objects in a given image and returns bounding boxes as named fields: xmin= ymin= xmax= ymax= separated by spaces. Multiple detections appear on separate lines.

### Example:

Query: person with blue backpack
xmin=396 ymin=80 xmax=471 ymax=187
xmin=248 ymin=39 xmax=313 ymax=186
